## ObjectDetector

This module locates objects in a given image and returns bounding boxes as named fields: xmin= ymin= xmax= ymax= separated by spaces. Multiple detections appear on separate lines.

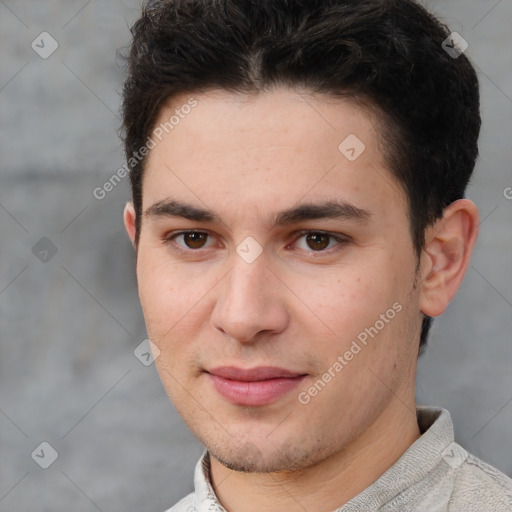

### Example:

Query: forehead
xmin=141 ymin=87 xmax=406 ymax=225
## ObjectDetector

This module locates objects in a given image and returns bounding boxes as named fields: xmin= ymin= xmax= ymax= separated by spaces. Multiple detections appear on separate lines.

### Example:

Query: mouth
xmin=206 ymin=366 xmax=307 ymax=407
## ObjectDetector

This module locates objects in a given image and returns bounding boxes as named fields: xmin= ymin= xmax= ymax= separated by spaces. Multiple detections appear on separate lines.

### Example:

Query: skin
xmin=124 ymin=87 xmax=479 ymax=512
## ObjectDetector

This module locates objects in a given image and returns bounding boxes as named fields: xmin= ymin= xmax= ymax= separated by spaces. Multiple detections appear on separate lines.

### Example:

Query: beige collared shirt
xmin=165 ymin=406 xmax=512 ymax=511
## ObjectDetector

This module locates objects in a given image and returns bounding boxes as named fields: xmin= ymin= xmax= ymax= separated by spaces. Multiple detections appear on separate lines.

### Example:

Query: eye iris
xmin=306 ymin=233 xmax=330 ymax=251
xmin=184 ymin=232 xmax=207 ymax=249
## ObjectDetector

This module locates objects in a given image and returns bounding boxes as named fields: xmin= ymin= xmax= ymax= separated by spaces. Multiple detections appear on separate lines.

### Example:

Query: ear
xmin=123 ymin=202 xmax=137 ymax=248
xmin=418 ymin=199 xmax=479 ymax=317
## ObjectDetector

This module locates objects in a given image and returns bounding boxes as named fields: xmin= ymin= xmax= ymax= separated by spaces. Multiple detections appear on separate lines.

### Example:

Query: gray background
xmin=0 ymin=0 xmax=511 ymax=510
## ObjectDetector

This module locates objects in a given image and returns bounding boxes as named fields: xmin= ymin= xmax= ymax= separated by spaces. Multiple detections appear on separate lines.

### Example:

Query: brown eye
xmin=166 ymin=231 xmax=213 ymax=251
xmin=305 ymin=232 xmax=331 ymax=251
xmin=292 ymin=231 xmax=348 ymax=254
xmin=181 ymin=232 xmax=209 ymax=249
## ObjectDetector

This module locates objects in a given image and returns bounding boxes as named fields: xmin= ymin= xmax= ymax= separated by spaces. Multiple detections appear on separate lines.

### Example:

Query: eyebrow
xmin=144 ymin=198 xmax=371 ymax=228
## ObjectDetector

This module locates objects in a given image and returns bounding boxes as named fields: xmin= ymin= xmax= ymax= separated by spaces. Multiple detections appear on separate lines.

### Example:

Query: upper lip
xmin=207 ymin=366 xmax=305 ymax=381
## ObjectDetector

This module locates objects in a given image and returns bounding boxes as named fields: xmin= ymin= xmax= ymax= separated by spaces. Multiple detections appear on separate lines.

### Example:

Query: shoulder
xmin=162 ymin=492 xmax=195 ymax=512
xmin=448 ymin=448 xmax=512 ymax=511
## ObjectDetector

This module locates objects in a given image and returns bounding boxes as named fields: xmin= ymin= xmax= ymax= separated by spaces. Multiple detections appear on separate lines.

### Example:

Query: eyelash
xmin=163 ymin=230 xmax=350 ymax=257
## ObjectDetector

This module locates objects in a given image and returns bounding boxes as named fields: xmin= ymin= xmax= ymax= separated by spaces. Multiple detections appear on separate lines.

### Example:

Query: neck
xmin=209 ymin=400 xmax=421 ymax=512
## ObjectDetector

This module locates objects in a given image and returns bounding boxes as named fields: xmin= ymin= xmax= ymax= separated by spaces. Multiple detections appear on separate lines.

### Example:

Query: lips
xmin=206 ymin=366 xmax=307 ymax=407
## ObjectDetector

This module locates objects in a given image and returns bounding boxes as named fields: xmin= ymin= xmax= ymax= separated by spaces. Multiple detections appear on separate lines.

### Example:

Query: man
xmin=121 ymin=0 xmax=512 ymax=510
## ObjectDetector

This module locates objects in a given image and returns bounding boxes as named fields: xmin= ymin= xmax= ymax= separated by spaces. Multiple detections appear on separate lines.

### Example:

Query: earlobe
xmin=419 ymin=199 xmax=479 ymax=318
xmin=123 ymin=202 xmax=137 ymax=247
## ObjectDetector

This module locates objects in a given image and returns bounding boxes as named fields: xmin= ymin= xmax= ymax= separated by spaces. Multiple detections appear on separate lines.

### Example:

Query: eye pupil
xmin=306 ymin=232 xmax=330 ymax=251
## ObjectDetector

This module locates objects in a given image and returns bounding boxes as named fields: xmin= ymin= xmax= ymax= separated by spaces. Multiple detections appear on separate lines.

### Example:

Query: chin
xmin=207 ymin=438 xmax=324 ymax=474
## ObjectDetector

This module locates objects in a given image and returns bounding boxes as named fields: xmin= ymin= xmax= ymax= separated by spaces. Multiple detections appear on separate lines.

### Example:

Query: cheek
xmin=137 ymin=265 xmax=198 ymax=390
xmin=308 ymin=268 xmax=393 ymax=342
xmin=136 ymin=248 xmax=218 ymax=355
xmin=136 ymin=250 xmax=188 ymax=339
xmin=307 ymin=257 xmax=414 ymax=379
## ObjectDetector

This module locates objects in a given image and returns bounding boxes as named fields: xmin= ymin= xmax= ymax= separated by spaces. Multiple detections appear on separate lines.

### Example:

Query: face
xmin=127 ymin=87 xmax=424 ymax=473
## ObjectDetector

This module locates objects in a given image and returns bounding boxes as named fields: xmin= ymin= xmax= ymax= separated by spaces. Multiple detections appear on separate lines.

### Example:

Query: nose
xmin=210 ymin=253 xmax=289 ymax=343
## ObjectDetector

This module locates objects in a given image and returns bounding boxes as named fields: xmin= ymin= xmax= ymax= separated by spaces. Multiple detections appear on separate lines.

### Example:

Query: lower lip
xmin=208 ymin=374 xmax=306 ymax=407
